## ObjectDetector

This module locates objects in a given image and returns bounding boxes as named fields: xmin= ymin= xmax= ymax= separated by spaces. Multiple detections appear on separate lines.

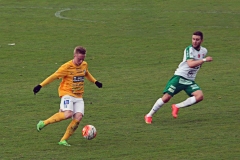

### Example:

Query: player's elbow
xmin=187 ymin=60 xmax=195 ymax=68
xmin=187 ymin=63 xmax=195 ymax=68
xmin=188 ymin=64 xmax=194 ymax=68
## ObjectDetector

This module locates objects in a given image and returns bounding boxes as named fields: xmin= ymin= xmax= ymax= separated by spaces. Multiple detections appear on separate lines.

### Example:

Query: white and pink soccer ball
xmin=82 ymin=125 xmax=97 ymax=140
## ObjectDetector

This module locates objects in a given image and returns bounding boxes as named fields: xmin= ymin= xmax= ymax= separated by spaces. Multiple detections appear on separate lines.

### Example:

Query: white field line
xmin=0 ymin=6 xmax=239 ymax=27
xmin=54 ymin=8 xmax=105 ymax=23
xmin=0 ymin=6 xmax=239 ymax=14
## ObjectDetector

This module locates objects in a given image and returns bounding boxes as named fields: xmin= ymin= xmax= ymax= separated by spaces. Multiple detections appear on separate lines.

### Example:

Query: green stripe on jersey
xmin=185 ymin=45 xmax=192 ymax=60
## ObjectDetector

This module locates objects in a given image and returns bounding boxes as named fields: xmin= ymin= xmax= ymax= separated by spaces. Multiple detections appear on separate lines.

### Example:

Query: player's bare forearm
xmin=187 ymin=56 xmax=213 ymax=68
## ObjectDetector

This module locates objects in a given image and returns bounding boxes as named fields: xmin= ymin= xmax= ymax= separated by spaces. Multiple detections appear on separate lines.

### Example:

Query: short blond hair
xmin=74 ymin=46 xmax=86 ymax=54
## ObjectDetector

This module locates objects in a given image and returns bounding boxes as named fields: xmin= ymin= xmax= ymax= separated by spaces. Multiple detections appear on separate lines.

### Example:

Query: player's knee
xmin=192 ymin=90 xmax=204 ymax=102
xmin=73 ymin=113 xmax=83 ymax=121
xmin=64 ymin=111 xmax=74 ymax=119
xmin=196 ymin=94 xmax=204 ymax=102
xmin=162 ymin=93 xmax=172 ymax=103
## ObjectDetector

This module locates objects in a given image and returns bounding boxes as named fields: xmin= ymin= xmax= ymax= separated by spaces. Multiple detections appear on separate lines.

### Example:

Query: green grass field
xmin=0 ymin=0 xmax=240 ymax=159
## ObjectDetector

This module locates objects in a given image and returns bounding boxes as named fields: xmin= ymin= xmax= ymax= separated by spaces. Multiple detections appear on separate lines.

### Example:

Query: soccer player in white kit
xmin=145 ymin=31 xmax=213 ymax=124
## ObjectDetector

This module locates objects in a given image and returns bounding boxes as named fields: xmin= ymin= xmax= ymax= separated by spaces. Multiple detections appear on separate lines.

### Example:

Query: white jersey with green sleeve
xmin=174 ymin=45 xmax=207 ymax=81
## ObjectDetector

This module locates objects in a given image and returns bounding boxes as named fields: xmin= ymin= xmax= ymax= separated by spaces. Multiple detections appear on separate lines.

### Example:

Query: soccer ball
xmin=82 ymin=125 xmax=97 ymax=140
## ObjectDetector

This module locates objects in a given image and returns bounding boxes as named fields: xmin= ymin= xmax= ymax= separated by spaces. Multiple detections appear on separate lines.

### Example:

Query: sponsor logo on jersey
xmin=73 ymin=76 xmax=84 ymax=82
xmin=198 ymin=53 xmax=205 ymax=59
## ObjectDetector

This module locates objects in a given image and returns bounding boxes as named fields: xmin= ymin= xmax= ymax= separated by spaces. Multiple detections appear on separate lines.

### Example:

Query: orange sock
xmin=60 ymin=119 xmax=80 ymax=142
xmin=44 ymin=112 xmax=66 ymax=125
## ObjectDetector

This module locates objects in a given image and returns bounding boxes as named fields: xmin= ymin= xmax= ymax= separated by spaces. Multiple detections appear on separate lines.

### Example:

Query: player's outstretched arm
xmin=85 ymin=69 xmax=102 ymax=88
xmin=187 ymin=56 xmax=213 ymax=68
xmin=33 ymin=74 xmax=59 ymax=95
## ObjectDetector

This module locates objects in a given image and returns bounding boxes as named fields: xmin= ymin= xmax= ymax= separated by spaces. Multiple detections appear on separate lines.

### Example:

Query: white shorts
xmin=60 ymin=95 xmax=84 ymax=115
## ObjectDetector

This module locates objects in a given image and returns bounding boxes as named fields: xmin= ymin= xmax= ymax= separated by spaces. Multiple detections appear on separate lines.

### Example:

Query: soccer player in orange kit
xmin=33 ymin=46 xmax=102 ymax=146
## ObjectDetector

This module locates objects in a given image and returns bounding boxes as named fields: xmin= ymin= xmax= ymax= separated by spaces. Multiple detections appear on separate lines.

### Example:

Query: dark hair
xmin=74 ymin=46 xmax=86 ymax=54
xmin=193 ymin=31 xmax=203 ymax=39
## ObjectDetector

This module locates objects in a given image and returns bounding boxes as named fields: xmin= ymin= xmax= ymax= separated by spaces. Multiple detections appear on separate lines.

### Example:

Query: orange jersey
xmin=40 ymin=60 xmax=97 ymax=98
